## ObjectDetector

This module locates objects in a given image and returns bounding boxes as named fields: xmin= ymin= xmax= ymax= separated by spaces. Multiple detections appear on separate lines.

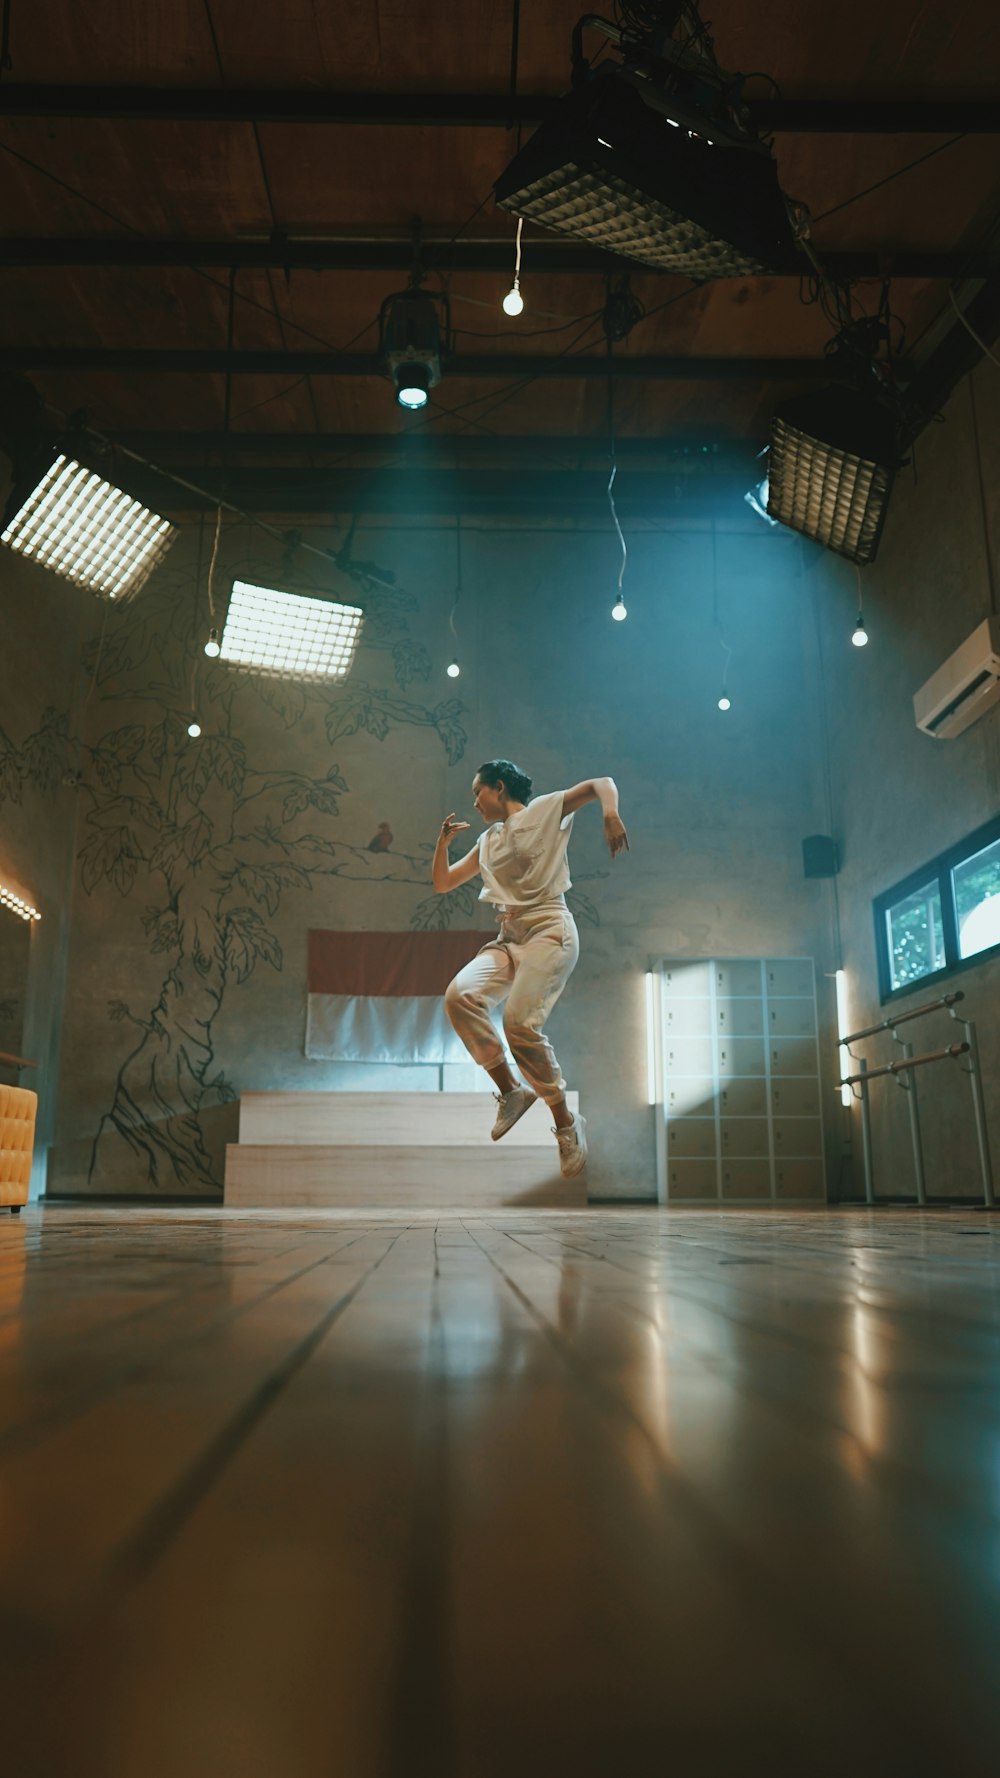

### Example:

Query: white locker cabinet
xmin=654 ymin=957 xmax=826 ymax=1204
xmin=664 ymin=998 xmax=715 ymax=1036
xmin=770 ymin=1077 xmax=820 ymax=1118
xmin=718 ymin=1038 xmax=767 ymax=1078
xmin=718 ymin=998 xmax=765 ymax=1038
xmin=715 ymin=960 xmax=763 ymax=997
xmin=663 ymin=962 xmax=713 ymax=998
xmin=667 ymin=1119 xmax=717 ymax=1159
xmin=720 ymin=1078 xmax=768 ymax=1117
xmin=664 ymin=1036 xmax=714 ymax=1077
xmin=721 ymin=1118 xmax=770 ymax=1158
xmin=668 ymin=1159 xmax=719 ymax=1199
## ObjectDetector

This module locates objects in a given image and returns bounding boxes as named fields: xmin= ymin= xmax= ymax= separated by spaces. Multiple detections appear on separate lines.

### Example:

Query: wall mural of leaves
xmin=1 ymin=556 xmax=604 ymax=1197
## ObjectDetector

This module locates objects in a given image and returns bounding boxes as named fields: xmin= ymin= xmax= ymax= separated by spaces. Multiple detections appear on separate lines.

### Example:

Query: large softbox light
xmin=494 ymin=69 xmax=797 ymax=278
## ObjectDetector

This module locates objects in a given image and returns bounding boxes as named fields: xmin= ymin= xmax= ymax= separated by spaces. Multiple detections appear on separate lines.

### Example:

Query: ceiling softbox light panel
xmin=767 ymin=387 xmax=900 ymax=566
xmin=494 ymin=71 xmax=797 ymax=278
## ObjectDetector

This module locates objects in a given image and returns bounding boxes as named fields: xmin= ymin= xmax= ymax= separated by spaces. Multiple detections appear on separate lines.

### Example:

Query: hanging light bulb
xmin=718 ymin=694 xmax=732 ymax=711
xmin=204 ymin=627 xmax=221 ymax=658
xmin=611 ymin=593 xmax=627 ymax=622
xmin=187 ymin=718 xmax=202 ymax=738
xmin=447 ymin=658 xmax=461 ymax=679
xmin=502 ymin=217 xmax=525 ymax=317
xmin=852 ymin=566 xmax=869 ymax=647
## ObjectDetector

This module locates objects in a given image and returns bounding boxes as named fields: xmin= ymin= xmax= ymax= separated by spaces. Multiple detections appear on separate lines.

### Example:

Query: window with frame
xmin=874 ymin=813 xmax=1000 ymax=1002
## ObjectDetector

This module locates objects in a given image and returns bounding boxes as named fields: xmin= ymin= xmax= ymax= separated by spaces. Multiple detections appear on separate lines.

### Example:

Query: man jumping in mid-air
xmin=433 ymin=759 xmax=629 ymax=1178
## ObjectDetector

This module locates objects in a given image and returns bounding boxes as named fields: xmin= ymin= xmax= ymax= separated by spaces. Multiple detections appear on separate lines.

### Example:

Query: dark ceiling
xmin=1 ymin=0 xmax=998 ymax=518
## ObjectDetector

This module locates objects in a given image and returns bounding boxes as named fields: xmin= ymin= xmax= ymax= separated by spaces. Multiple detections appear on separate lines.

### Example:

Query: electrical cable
xmin=968 ymin=372 xmax=998 ymax=616
xmin=606 ymin=337 xmax=628 ymax=608
xmin=948 ymin=284 xmax=1000 ymax=374
xmin=812 ymin=133 xmax=967 ymax=226
xmin=712 ymin=520 xmax=732 ymax=699
xmin=1 ymin=0 xmax=12 ymax=78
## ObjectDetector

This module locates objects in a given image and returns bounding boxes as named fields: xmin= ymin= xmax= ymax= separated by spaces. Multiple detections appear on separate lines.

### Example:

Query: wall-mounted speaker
xmin=802 ymin=834 xmax=839 ymax=879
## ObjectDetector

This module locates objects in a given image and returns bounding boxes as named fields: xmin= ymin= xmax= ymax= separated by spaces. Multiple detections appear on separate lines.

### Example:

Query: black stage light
xmin=494 ymin=68 xmax=798 ymax=278
xmin=380 ymin=291 xmax=446 ymax=411
xmin=766 ymin=386 xmax=902 ymax=566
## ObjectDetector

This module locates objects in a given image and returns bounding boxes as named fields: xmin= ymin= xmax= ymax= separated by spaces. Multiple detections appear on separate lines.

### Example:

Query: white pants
xmin=444 ymin=903 xmax=580 ymax=1104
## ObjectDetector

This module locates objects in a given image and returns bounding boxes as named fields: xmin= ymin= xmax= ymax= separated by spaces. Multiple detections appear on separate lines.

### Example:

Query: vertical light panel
xmin=835 ymin=969 xmax=852 ymax=1107
xmin=644 ymin=969 xmax=664 ymax=1107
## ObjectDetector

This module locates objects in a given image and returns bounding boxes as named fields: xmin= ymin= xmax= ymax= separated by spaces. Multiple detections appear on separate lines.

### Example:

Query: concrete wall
xmin=2 ymin=498 xmax=837 ymax=1201
xmin=810 ymin=362 xmax=1000 ymax=1201
xmin=16 ymin=374 xmax=997 ymax=1210
xmin=0 ymin=526 xmax=91 ymax=1195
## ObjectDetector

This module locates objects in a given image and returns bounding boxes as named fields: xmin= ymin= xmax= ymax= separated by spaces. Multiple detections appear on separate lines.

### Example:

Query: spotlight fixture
xmin=204 ymin=627 xmax=221 ymax=658
xmin=852 ymin=615 xmax=869 ymax=648
xmin=502 ymin=217 xmax=525 ymax=316
xmin=611 ymin=594 xmax=628 ymax=622
xmin=446 ymin=658 xmax=461 ymax=679
xmin=1 ymin=451 xmax=176 ymax=601
xmin=380 ymin=288 xmax=450 ymax=413
xmin=766 ymin=386 xmax=901 ymax=566
xmin=187 ymin=718 xmax=202 ymax=739
xmin=219 ymin=579 xmax=364 ymax=681
xmin=744 ymin=467 xmax=778 ymax=527
xmin=494 ymin=14 xmax=798 ymax=278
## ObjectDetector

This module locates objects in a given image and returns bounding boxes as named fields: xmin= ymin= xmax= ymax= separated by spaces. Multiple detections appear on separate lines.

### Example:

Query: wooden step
xmin=224 ymin=1142 xmax=586 ymax=1208
xmin=237 ymin=1090 xmax=578 ymax=1148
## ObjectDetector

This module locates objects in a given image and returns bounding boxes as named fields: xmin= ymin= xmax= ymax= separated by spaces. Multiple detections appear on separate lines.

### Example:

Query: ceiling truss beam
xmin=0 ymin=87 xmax=995 ymax=133
xmin=0 ymin=239 xmax=985 ymax=280
xmin=0 ymin=348 xmax=832 ymax=379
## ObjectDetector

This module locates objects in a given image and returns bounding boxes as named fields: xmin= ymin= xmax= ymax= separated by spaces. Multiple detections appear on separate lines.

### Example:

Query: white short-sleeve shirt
xmin=476 ymin=790 xmax=574 ymax=912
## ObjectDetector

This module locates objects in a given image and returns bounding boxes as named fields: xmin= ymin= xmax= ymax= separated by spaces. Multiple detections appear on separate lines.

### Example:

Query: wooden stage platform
xmin=224 ymin=1091 xmax=586 ymax=1208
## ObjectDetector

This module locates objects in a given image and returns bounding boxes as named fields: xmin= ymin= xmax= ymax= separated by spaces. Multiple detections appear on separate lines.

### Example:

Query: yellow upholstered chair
xmin=0 ymin=1084 xmax=36 ymax=1214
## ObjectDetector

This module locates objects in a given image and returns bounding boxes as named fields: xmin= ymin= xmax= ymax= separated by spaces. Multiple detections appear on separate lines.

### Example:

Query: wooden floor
xmin=3 ymin=1205 xmax=1000 ymax=1776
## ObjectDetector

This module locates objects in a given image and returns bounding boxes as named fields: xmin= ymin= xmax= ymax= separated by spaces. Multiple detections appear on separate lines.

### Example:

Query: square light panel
xmin=767 ymin=388 xmax=900 ymax=566
xmin=221 ymin=580 xmax=365 ymax=680
xmin=1 ymin=454 xmax=176 ymax=600
xmin=495 ymin=71 xmax=797 ymax=278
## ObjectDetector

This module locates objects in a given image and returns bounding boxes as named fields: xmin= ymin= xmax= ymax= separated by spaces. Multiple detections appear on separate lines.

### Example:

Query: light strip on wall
xmin=0 ymin=883 xmax=40 ymax=922
xmin=645 ymin=970 xmax=663 ymax=1107
xmin=221 ymin=580 xmax=365 ymax=680
xmin=1 ymin=455 xmax=176 ymax=601
xmin=835 ymin=968 xmax=851 ymax=1107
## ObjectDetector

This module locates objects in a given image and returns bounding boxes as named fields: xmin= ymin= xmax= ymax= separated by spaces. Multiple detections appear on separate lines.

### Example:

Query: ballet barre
xmin=840 ymin=990 xmax=995 ymax=1209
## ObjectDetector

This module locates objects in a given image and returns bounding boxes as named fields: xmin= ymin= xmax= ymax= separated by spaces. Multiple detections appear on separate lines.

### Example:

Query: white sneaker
xmin=553 ymin=1113 xmax=588 ymax=1178
xmin=491 ymin=1085 xmax=537 ymax=1141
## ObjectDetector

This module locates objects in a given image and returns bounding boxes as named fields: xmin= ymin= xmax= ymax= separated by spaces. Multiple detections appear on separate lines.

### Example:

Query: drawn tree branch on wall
xmin=76 ymin=681 xmax=470 ymax=1192
xmin=2 ymin=560 xmax=608 ymax=1195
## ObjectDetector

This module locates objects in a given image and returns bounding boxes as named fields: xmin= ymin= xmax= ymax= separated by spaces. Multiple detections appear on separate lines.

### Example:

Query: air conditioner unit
xmin=913 ymin=614 xmax=1000 ymax=739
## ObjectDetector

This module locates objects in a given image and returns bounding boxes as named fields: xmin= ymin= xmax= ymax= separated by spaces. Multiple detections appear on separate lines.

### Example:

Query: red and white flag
xmin=305 ymin=929 xmax=487 ymax=1064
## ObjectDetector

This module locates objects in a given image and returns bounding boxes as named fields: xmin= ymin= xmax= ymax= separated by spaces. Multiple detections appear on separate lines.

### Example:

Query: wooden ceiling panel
xmin=8 ymin=2 xmax=999 ymax=97
xmin=0 ymin=118 xmax=271 ymax=234
xmin=0 ymin=1 xmax=220 ymax=84
xmin=0 ymin=0 xmax=997 ymax=486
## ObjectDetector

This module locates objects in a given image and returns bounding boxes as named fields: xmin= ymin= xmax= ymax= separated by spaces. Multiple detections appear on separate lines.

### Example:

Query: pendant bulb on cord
xmin=852 ymin=565 xmax=869 ymax=646
xmin=713 ymin=519 xmax=733 ymax=708
xmin=607 ymin=336 xmax=627 ymax=622
xmin=503 ymin=216 xmax=524 ymax=316
xmin=447 ymin=514 xmax=462 ymax=677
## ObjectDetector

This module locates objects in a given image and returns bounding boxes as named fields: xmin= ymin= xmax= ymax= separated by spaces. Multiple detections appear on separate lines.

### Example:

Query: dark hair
xmin=476 ymin=759 xmax=533 ymax=804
